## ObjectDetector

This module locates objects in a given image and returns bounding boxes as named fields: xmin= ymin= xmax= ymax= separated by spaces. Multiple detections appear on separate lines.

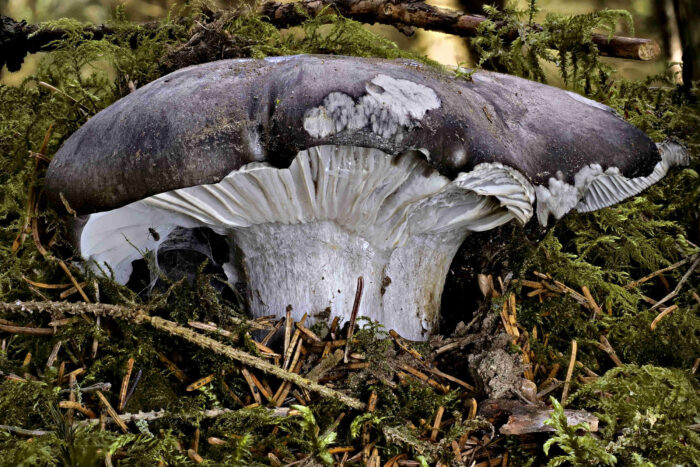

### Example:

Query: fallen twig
xmin=0 ymin=1 xmax=658 ymax=77
xmin=648 ymin=254 xmax=699 ymax=312
xmin=96 ymin=391 xmax=128 ymax=433
xmin=650 ymin=304 xmax=679 ymax=330
xmin=58 ymin=382 xmax=111 ymax=395
xmin=260 ymin=0 xmax=659 ymax=61
xmin=625 ymin=254 xmax=696 ymax=289
xmin=344 ymin=276 xmax=363 ymax=364
xmin=118 ymin=358 xmax=135 ymax=411
xmin=597 ymin=335 xmax=623 ymax=366
xmin=0 ymin=425 xmax=52 ymax=437
xmin=561 ymin=340 xmax=577 ymax=407
xmin=0 ymin=322 xmax=54 ymax=335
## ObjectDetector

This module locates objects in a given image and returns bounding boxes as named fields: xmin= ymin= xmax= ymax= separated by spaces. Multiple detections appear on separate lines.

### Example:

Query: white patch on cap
xmin=303 ymin=75 xmax=440 ymax=139
xmin=535 ymin=141 xmax=689 ymax=225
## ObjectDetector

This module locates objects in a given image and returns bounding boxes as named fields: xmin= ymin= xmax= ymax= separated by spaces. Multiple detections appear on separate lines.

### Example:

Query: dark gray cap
xmin=46 ymin=54 xmax=663 ymax=218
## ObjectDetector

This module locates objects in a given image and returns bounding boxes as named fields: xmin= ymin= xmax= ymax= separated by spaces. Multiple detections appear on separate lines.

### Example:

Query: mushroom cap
xmin=46 ymin=54 xmax=662 ymax=219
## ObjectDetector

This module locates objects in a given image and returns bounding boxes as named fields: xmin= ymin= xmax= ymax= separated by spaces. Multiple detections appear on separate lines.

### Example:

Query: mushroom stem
xmin=228 ymin=220 xmax=467 ymax=339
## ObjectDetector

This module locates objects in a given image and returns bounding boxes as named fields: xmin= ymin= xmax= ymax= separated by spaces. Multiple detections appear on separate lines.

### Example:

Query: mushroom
xmin=45 ymin=55 xmax=688 ymax=340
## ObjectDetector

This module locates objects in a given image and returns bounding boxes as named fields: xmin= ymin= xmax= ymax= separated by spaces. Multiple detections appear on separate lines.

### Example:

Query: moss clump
xmin=472 ymin=1 xmax=633 ymax=94
xmin=571 ymin=365 xmax=700 ymax=465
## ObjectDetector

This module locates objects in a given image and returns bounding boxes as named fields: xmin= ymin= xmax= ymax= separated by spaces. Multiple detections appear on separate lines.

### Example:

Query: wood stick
xmin=58 ymin=382 xmax=111 ymax=395
xmin=156 ymin=352 xmax=187 ymax=383
xmin=399 ymin=364 xmax=448 ymax=393
xmin=283 ymin=307 xmax=293 ymax=361
xmin=329 ymin=316 xmax=340 ymax=338
xmin=287 ymin=341 xmax=304 ymax=377
xmin=46 ymin=341 xmax=62 ymax=367
xmin=186 ymin=374 xmax=215 ymax=392
xmin=59 ymin=401 xmax=97 ymax=419
xmin=283 ymin=329 xmax=302 ymax=370
xmin=249 ymin=371 xmax=273 ymax=400
xmin=625 ymin=255 xmax=695 ymax=289
xmin=188 ymin=449 xmax=204 ymax=463
xmin=424 ymin=366 xmax=475 ymax=392
xmin=306 ymin=348 xmax=344 ymax=381
xmin=649 ymin=254 xmax=700 ymax=311
xmin=59 ymin=283 xmax=88 ymax=300
xmin=261 ymin=318 xmax=284 ymax=346
xmin=118 ymin=358 xmax=135 ymax=411
xmin=561 ymin=340 xmax=577 ymax=407
xmin=21 ymin=276 xmax=73 ymax=290
xmin=296 ymin=320 xmax=321 ymax=342
xmin=581 ymin=286 xmax=602 ymax=315
xmin=430 ymin=406 xmax=444 ymax=442
xmin=650 ymin=304 xmax=679 ymax=330
xmin=253 ymin=340 xmax=280 ymax=357
xmin=221 ymin=379 xmax=245 ymax=406
xmin=84 ymin=407 xmax=293 ymax=429
xmin=150 ymin=317 xmax=365 ymax=408
xmin=192 ymin=426 xmax=200 ymax=453
xmin=260 ymin=0 xmax=659 ymax=61
xmin=1 ymin=1 xmax=659 ymax=73
xmin=389 ymin=329 xmax=425 ymax=363
xmin=597 ymin=335 xmax=623 ymax=366
xmin=361 ymin=391 xmax=377 ymax=444
xmin=517 ymin=279 xmax=544 ymax=289
xmin=0 ymin=323 xmax=54 ymax=335
xmin=0 ymin=425 xmax=52 ymax=437
xmin=344 ymin=276 xmax=363 ymax=363
xmin=95 ymin=391 xmax=128 ymax=433
xmin=274 ymin=359 xmax=303 ymax=406
xmin=468 ymin=399 xmax=477 ymax=419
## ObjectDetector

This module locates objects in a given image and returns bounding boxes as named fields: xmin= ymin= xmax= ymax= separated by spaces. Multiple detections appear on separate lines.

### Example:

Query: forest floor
xmin=0 ymin=2 xmax=698 ymax=465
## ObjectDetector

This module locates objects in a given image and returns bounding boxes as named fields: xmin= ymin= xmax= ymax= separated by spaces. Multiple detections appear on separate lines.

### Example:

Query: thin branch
xmin=58 ymin=382 xmax=112 ymax=395
xmin=260 ymin=0 xmax=660 ymax=61
xmin=561 ymin=339 xmax=577 ymax=407
xmin=344 ymin=276 xmax=363 ymax=364
xmin=649 ymin=254 xmax=700 ymax=312
xmin=0 ymin=425 xmax=52 ymax=437
xmin=0 ymin=322 xmax=54 ymax=335
xmin=625 ymin=254 xmax=696 ymax=289
xmin=1 ymin=0 xmax=659 ymax=74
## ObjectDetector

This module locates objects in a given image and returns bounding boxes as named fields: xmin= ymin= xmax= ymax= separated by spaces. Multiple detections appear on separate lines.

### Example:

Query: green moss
xmin=471 ymin=2 xmax=632 ymax=94
xmin=571 ymin=365 xmax=700 ymax=465
xmin=0 ymin=381 xmax=59 ymax=428
xmin=543 ymin=397 xmax=617 ymax=466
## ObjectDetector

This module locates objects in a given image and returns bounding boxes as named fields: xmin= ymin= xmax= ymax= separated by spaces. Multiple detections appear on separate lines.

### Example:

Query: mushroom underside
xmin=78 ymin=142 xmax=685 ymax=340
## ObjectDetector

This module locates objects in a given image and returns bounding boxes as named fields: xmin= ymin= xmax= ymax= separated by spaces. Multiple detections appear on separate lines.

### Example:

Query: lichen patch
xmin=303 ymin=74 xmax=440 ymax=139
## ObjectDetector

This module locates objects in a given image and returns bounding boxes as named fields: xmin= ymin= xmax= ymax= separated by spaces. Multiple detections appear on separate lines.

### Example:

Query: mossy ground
xmin=0 ymin=1 xmax=698 ymax=465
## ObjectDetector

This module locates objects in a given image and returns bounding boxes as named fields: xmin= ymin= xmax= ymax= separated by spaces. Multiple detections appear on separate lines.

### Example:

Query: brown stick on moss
xmin=260 ymin=0 xmax=660 ymax=61
xmin=0 ymin=300 xmax=366 ymax=410
xmin=1 ymin=0 xmax=658 ymax=73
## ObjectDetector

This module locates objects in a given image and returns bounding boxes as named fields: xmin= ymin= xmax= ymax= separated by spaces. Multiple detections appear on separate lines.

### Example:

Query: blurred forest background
xmin=1 ymin=0 xmax=697 ymax=86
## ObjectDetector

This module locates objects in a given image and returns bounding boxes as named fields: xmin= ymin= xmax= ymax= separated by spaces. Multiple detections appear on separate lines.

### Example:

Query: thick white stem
xmin=231 ymin=221 xmax=467 ymax=339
